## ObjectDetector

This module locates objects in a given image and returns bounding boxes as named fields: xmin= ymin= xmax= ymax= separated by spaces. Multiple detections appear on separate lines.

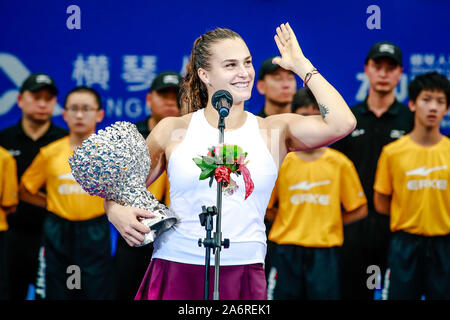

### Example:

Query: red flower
xmin=194 ymin=144 xmax=253 ymax=201
xmin=214 ymin=166 xmax=231 ymax=185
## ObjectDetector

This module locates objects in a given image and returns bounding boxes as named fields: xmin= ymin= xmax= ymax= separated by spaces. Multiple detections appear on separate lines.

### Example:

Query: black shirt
xmin=330 ymin=99 xmax=414 ymax=212
xmin=135 ymin=117 xmax=150 ymax=139
xmin=256 ymin=107 xmax=268 ymax=118
xmin=256 ymin=106 xmax=296 ymax=118
xmin=0 ymin=120 xmax=67 ymax=230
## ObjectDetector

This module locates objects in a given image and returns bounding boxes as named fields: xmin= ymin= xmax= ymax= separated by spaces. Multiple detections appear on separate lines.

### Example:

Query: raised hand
xmin=273 ymin=22 xmax=312 ymax=79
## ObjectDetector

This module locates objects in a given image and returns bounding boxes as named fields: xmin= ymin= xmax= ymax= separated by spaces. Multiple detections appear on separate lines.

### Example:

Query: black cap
xmin=149 ymin=71 xmax=183 ymax=92
xmin=365 ymin=41 xmax=402 ymax=66
xmin=258 ymin=56 xmax=284 ymax=80
xmin=20 ymin=73 xmax=58 ymax=95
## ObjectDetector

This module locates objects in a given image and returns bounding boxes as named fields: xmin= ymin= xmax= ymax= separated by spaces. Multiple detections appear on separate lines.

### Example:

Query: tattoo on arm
xmin=318 ymin=104 xmax=329 ymax=119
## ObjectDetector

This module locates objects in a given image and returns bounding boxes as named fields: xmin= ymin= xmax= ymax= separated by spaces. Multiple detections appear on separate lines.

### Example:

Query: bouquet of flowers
xmin=193 ymin=144 xmax=254 ymax=199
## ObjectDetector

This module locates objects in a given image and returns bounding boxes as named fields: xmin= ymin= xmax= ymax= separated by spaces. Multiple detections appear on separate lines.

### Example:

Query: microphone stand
xmin=198 ymin=114 xmax=230 ymax=300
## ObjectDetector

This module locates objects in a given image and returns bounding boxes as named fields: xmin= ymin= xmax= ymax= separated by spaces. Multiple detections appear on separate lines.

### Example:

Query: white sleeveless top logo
xmin=152 ymin=109 xmax=278 ymax=265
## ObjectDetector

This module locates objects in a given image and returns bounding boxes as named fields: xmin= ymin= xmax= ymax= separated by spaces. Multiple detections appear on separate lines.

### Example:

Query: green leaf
xmin=233 ymin=145 xmax=243 ymax=158
xmin=200 ymin=166 xmax=216 ymax=180
xmin=193 ymin=156 xmax=217 ymax=172
xmin=201 ymin=155 xmax=216 ymax=165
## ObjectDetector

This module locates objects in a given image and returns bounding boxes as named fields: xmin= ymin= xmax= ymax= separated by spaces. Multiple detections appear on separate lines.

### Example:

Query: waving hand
xmin=272 ymin=23 xmax=312 ymax=79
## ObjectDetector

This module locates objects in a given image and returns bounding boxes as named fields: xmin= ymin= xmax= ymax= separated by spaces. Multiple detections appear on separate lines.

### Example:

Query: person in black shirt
xmin=0 ymin=73 xmax=67 ymax=299
xmin=256 ymin=57 xmax=297 ymax=117
xmin=135 ymin=71 xmax=183 ymax=138
xmin=114 ymin=71 xmax=182 ymax=299
xmin=331 ymin=42 xmax=414 ymax=300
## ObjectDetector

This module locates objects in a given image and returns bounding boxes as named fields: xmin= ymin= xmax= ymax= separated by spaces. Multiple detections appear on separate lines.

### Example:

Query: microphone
xmin=211 ymin=90 xmax=233 ymax=118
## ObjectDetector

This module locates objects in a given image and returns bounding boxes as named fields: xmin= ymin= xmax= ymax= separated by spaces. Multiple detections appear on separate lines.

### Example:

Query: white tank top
xmin=152 ymin=109 xmax=278 ymax=265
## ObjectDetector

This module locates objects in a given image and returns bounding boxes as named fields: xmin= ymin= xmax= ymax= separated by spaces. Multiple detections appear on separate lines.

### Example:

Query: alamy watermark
xmin=66 ymin=5 xmax=81 ymax=30
xmin=66 ymin=265 xmax=81 ymax=290
xmin=366 ymin=5 xmax=381 ymax=30
xmin=366 ymin=265 xmax=382 ymax=290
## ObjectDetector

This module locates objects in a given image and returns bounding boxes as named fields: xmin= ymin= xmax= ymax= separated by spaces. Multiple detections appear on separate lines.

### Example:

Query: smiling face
xmin=365 ymin=57 xmax=403 ymax=95
xmin=409 ymin=89 xmax=448 ymax=130
xmin=198 ymin=37 xmax=255 ymax=106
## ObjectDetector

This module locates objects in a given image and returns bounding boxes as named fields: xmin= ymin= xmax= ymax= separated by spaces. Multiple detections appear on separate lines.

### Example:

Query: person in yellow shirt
xmin=267 ymin=88 xmax=368 ymax=300
xmin=374 ymin=72 xmax=450 ymax=300
xmin=0 ymin=146 xmax=19 ymax=299
xmin=19 ymin=86 xmax=113 ymax=300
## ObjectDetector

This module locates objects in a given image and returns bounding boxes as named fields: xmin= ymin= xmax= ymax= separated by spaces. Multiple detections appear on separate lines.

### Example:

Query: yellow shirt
xmin=374 ymin=135 xmax=450 ymax=236
xmin=269 ymin=149 xmax=367 ymax=247
xmin=0 ymin=146 xmax=18 ymax=231
xmin=21 ymin=137 xmax=104 ymax=221
xmin=148 ymin=171 xmax=170 ymax=206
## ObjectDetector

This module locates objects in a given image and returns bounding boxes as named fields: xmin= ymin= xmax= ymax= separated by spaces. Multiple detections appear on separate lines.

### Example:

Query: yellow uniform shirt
xmin=374 ymin=135 xmax=450 ymax=236
xmin=268 ymin=149 xmax=367 ymax=247
xmin=148 ymin=171 xmax=170 ymax=206
xmin=0 ymin=146 xmax=18 ymax=231
xmin=21 ymin=136 xmax=104 ymax=221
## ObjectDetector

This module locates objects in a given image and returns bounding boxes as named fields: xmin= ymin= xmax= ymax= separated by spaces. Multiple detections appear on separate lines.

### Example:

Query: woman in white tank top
xmin=106 ymin=23 xmax=357 ymax=300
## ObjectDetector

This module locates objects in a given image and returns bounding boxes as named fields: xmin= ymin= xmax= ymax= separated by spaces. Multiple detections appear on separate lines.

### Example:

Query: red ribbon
xmin=239 ymin=164 xmax=254 ymax=200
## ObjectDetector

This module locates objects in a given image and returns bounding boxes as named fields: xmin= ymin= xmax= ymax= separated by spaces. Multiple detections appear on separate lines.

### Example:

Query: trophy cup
xmin=68 ymin=121 xmax=178 ymax=246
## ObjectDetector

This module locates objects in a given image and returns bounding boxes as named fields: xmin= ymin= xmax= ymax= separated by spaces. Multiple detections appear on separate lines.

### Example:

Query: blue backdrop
xmin=1 ymin=0 xmax=449 ymax=134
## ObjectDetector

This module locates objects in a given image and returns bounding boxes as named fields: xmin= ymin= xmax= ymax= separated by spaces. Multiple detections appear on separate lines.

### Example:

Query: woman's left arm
xmin=269 ymin=23 xmax=356 ymax=150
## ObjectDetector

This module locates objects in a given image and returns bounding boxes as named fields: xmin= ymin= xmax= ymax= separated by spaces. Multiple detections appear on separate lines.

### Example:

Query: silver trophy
xmin=68 ymin=121 xmax=178 ymax=246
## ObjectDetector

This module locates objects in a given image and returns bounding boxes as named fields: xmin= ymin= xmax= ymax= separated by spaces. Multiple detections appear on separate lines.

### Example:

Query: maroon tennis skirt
xmin=135 ymin=258 xmax=267 ymax=300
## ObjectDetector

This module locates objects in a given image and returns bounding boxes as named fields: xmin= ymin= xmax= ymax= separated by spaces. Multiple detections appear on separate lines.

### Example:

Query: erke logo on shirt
xmin=57 ymin=172 xmax=87 ymax=194
xmin=351 ymin=129 xmax=365 ymax=137
xmin=290 ymin=193 xmax=330 ymax=205
xmin=8 ymin=149 xmax=21 ymax=157
xmin=58 ymin=173 xmax=76 ymax=181
xmin=406 ymin=165 xmax=448 ymax=190
xmin=289 ymin=180 xmax=331 ymax=205
xmin=406 ymin=165 xmax=447 ymax=176
xmin=289 ymin=180 xmax=331 ymax=191
xmin=390 ymin=130 xmax=405 ymax=139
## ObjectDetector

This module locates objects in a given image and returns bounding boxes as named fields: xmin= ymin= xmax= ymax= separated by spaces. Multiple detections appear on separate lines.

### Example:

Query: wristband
xmin=304 ymin=68 xmax=319 ymax=87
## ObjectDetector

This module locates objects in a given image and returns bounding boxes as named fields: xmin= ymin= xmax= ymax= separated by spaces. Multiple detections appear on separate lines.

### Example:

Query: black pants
xmin=341 ymin=210 xmax=391 ymax=300
xmin=268 ymin=244 xmax=342 ymax=300
xmin=384 ymin=231 xmax=450 ymax=300
xmin=264 ymin=218 xmax=277 ymax=281
xmin=0 ymin=232 xmax=7 ymax=299
xmin=6 ymin=227 xmax=43 ymax=300
xmin=40 ymin=212 xmax=114 ymax=300
xmin=113 ymin=235 xmax=153 ymax=299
